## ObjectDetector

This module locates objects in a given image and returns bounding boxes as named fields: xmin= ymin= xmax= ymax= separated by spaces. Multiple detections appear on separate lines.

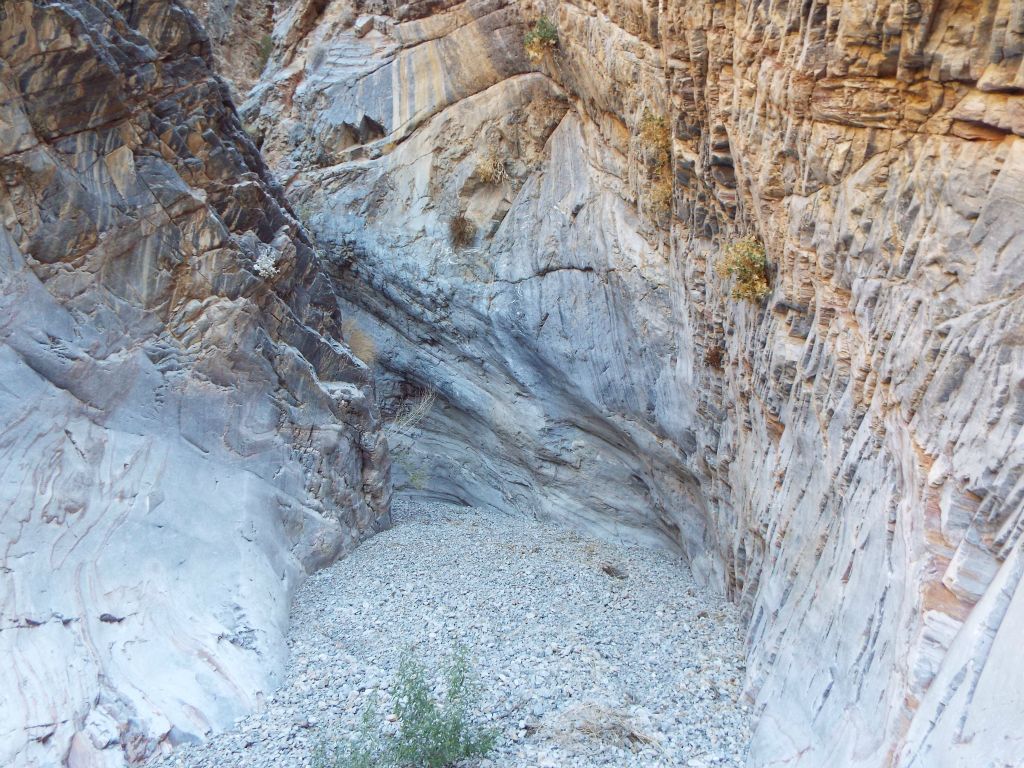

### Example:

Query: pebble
xmin=149 ymin=499 xmax=751 ymax=767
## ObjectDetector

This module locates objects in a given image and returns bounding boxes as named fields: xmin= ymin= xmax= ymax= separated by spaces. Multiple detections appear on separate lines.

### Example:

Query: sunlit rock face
xmin=238 ymin=0 xmax=1024 ymax=766
xmin=0 ymin=2 xmax=389 ymax=766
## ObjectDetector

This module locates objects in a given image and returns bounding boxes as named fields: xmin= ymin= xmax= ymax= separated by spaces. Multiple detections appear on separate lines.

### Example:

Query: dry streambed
xmin=154 ymin=500 xmax=751 ymax=767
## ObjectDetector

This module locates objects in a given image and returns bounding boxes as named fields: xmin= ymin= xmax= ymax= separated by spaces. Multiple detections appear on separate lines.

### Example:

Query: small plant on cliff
xmin=638 ymin=112 xmax=671 ymax=161
xmin=524 ymin=16 xmax=558 ymax=62
xmin=715 ymin=236 xmax=771 ymax=302
xmin=396 ymin=458 xmax=428 ymax=490
xmin=256 ymin=33 xmax=273 ymax=72
xmin=312 ymin=651 xmax=496 ymax=768
xmin=637 ymin=111 xmax=673 ymax=217
xmin=253 ymin=250 xmax=278 ymax=279
xmin=649 ymin=175 xmax=673 ymax=216
xmin=704 ymin=345 xmax=726 ymax=369
xmin=475 ymin=147 xmax=509 ymax=184
xmin=385 ymin=388 xmax=437 ymax=441
xmin=449 ymin=212 xmax=476 ymax=249
xmin=342 ymin=318 xmax=378 ymax=366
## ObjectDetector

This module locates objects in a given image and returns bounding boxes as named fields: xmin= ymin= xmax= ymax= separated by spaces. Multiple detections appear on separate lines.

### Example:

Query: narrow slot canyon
xmin=0 ymin=1 xmax=1021 ymax=767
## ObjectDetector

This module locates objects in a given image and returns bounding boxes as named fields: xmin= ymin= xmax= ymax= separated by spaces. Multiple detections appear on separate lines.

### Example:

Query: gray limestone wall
xmin=0 ymin=2 xmax=388 ymax=765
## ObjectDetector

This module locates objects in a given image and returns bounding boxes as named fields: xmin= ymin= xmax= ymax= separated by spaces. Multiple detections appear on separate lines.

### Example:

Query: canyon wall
xmin=238 ymin=0 xmax=1024 ymax=766
xmin=0 ymin=2 xmax=389 ymax=766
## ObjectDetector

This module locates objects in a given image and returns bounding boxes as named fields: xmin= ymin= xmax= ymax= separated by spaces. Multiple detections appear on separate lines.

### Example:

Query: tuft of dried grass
xmin=475 ymin=148 xmax=509 ymax=184
xmin=550 ymin=702 xmax=663 ymax=752
xmin=449 ymin=212 xmax=476 ymax=249
xmin=704 ymin=345 xmax=725 ymax=369
xmin=384 ymin=388 xmax=437 ymax=440
xmin=715 ymin=235 xmax=771 ymax=302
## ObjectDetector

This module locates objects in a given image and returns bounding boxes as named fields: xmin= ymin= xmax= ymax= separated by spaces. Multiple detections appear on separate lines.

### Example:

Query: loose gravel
xmin=153 ymin=499 xmax=751 ymax=767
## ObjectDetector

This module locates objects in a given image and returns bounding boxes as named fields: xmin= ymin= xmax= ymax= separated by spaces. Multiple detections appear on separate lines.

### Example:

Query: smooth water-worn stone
xmin=0 ymin=2 xmax=389 ymax=766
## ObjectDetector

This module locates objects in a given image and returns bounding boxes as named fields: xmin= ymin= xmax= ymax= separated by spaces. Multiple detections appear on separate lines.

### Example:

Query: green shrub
xmin=313 ymin=651 xmax=496 ymax=768
xmin=715 ymin=236 xmax=771 ymax=302
xmin=524 ymin=17 xmax=558 ymax=62
xmin=406 ymin=465 xmax=428 ymax=490
xmin=242 ymin=121 xmax=264 ymax=149
xmin=256 ymin=33 xmax=273 ymax=71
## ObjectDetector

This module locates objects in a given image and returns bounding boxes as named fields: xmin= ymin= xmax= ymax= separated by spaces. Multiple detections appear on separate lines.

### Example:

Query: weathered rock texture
xmin=0 ymin=2 xmax=388 ymax=766
xmin=239 ymin=0 xmax=1024 ymax=766
xmin=185 ymin=0 xmax=277 ymax=97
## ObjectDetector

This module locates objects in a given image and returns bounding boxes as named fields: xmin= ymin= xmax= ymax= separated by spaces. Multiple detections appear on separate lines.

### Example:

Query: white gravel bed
xmin=152 ymin=499 xmax=751 ymax=767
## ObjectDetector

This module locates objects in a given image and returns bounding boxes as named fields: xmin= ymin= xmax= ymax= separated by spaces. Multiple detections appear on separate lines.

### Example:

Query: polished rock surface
xmin=238 ymin=0 xmax=1024 ymax=766
xmin=0 ymin=2 xmax=389 ymax=766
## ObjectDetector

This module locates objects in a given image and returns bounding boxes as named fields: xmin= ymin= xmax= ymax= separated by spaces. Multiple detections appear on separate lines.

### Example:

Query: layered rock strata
xmin=239 ymin=0 xmax=1024 ymax=766
xmin=0 ymin=2 xmax=389 ymax=766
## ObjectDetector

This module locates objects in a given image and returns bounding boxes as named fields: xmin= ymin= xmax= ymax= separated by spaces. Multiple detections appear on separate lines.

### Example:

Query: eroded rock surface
xmin=0 ymin=2 xmax=388 ymax=766
xmin=238 ymin=0 xmax=1024 ymax=766
xmin=185 ymin=0 xmax=277 ymax=98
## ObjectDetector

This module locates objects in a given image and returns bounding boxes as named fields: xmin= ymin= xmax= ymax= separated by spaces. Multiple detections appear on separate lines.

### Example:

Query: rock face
xmin=238 ymin=0 xmax=1024 ymax=766
xmin=184 ymin=0 xmax=276 ymax=98
xmin=0 ymin=2 xmax=389 ymax=766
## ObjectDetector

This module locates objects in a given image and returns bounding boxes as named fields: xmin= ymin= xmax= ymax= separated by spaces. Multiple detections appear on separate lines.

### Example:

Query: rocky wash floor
xmin=153 ymin=500 xmax=751 ymax=767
